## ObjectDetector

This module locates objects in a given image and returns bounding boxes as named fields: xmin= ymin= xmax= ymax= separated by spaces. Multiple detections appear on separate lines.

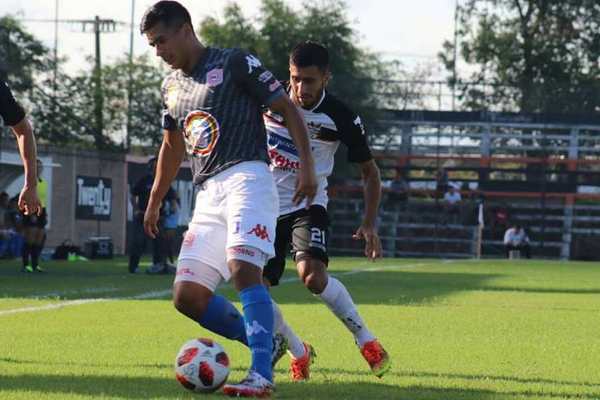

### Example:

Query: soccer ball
xmin=174 ymin=338 xmax=230 ymax=393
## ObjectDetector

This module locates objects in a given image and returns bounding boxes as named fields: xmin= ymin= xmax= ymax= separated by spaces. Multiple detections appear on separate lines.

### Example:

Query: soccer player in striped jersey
xmin=264 ymin=41 xmax=390 ymax=380
xmin=140 ymin=2 xmax=316 ymax=397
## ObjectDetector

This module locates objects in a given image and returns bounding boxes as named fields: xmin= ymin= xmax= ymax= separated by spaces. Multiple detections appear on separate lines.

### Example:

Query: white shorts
xmin=176 ymin=161 xmax=279 ymax=282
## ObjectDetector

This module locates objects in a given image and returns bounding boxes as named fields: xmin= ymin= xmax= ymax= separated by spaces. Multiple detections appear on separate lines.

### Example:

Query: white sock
xmin=272 ymin=300 xmax=306 ymax=359
xmin=318 ymin=277 xmax=375 ymax=347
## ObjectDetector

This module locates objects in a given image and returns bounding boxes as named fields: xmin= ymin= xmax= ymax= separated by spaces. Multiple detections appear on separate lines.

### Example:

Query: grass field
xmin=1 ymin=256 xmax=600 ymax=399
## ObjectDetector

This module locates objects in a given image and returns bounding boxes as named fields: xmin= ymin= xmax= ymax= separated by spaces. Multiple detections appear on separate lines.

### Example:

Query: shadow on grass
xmin=309 ymin=366 xmax=600 ymax=390
xmin=4 ymin=258 xmax=600 ymax=305
xmin=268 ymin=270 xmax=500 ymax=305
xmin=1 ymin=373 xmax=599 ymax=400
xmin=475 ymin=286 xmax=600 ymax=295
xmin=4 ymin=357 xmax=599 ymax=392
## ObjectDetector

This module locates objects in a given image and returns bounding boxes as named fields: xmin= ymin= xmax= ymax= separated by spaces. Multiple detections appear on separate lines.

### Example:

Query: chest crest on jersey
xmin=307 ymin=121 xmax=322 ymax=137
xmin=183 ymin=110 xmax=220 ymax=157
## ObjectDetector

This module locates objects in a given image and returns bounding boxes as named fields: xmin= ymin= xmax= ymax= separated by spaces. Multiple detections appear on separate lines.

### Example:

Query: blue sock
xmin=239 ymin=284 xmax=274 ymax=382
xmin=198 ymin=294 xmax=248 ymax=346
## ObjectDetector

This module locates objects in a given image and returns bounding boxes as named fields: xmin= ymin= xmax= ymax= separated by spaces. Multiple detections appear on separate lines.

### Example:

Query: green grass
xmin=1 ymin=257 xmax=600 ymax=399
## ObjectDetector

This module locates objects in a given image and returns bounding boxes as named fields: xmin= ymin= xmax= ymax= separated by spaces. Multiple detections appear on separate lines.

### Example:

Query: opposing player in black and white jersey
xmin=139 ymin=2 xmax=317 ymax=397
xmin=264 ymin=41 xmax=390 ymax=380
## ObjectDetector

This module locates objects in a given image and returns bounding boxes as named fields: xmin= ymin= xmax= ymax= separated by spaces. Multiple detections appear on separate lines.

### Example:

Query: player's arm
xmin=11 ymin=118 xmax=40 ymax=212
xmin=1 ymin=80 xmax=41 ymax=216
xmin=144 ymin=129 xmax=185 ymax=238
xmin=339 ymin=112 xmax=382 ymax=260
xmin=353 ymin=159 xmax=382 ymax=260
xmin=269 ymin=95 xmax=317 ymax=206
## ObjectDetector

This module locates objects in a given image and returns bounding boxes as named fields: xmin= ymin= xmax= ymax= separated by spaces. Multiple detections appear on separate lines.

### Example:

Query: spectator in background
xmin=504 ymin=224 xmax=531 ymax=259
xmin=6 ymin=195 xmax=24 ymax=258
xmin=435 ymin=168 xmax=449 ymax=197
xmin=0 ymin=192 xmax=9 ymax=257
xmin=128 ymin=157 xmax=177 ymax=274
xmin=388 ymin=169 xmax=409 ymax=210
xmin=20 ymin=159 xmax=48 ymax=273
xmin=492 ymin=204 xmax=510 ymax=234
xmin=443 ymin=184 xmax=462 ymax=223
xmin=163 ymin=190 xmax=181 ymax=268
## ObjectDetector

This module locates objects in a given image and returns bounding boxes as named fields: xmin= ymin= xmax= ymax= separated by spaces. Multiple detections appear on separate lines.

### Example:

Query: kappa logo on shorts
xmin=177 ymin=267 xmax=195 ymax=276
xmin=182 ymin=232 xmax=196 ymax=248
xmin=246 ymin=224 xmax=271 ymax=242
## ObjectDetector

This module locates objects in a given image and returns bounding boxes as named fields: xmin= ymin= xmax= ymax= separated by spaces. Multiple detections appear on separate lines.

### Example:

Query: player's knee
xmin=173 ymin=286 xmax=211 ymax=319
xmin=297 ymin=257 xmax=327 ymax=294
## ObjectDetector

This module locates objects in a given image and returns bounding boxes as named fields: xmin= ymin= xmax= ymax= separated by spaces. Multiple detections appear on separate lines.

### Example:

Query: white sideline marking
xmin=27 ymin=286 xmax=120 ymax=299
xmin=0 ymin=289 xmax=172 ymax=317
xmin=0 ymin=263 xmax=427 ymax=317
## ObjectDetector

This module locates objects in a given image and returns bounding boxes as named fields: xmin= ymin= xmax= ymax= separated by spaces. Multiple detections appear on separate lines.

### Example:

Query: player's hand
xmin=353 ymin=224 xmax=382 ymax=261
xmin=143 ymin=205 xmax=161 ymax=239
xmin=18 ymin=185 xmax=41 ymax=216
xmin=293 ymin=166 xmax=317 ymax=208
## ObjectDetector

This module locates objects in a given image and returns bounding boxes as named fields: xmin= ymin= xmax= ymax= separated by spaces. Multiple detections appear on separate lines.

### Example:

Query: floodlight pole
xmin=126 ymin=0 xmax=136 ymax=150
xmin=452 ymin=0 xmax=459 ymax=111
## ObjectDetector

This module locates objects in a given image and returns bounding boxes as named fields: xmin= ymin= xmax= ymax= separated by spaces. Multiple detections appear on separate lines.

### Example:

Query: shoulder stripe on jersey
xmin=264 ymin=112 xmax=285 ymax=127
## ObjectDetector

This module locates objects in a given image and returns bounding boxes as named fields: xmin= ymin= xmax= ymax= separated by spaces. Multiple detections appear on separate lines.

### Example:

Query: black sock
xmin=22 ymin=243 xmax=31 ymax=267
xmin=31 ymin=245 xmax=41 ymax=268
xmin=129 ymin=254 xmax=141 ymax=273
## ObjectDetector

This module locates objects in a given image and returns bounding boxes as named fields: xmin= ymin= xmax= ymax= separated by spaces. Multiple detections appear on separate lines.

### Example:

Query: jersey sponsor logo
xmin=246 ymin=224 xmax=272 ymax=242
xmin=229 ymin=246 xmax=256 ymax=257
xmin=267 ymin=132 xmax=298 ymax=156
xmin=246 ymin=54 xmax=262 ymax=74
xmin=206 ymin=68 xmax=223 ymax=87
xmin=183 ymin=110 xmax=220 ymax=157
xmin=268 ymin=148 xmax=300 ymax=171
xmin=245 ymin=320 xmax=269 ymax=336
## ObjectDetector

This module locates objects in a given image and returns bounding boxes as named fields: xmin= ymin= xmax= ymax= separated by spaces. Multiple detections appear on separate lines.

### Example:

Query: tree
xmin=0 ymin=16 xmax=52 ymax=91
xmin=20 ymin=55 xmax=165 ymax=150
xmin=198 ymin=0 xmax=381 ymax=121
xmin=439 ymin=0 xmax=600 ymax=113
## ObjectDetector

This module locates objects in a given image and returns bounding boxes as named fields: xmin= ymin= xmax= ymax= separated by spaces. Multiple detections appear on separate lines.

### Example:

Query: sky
xmin=1 ymin=0 xmax=457 ymax=76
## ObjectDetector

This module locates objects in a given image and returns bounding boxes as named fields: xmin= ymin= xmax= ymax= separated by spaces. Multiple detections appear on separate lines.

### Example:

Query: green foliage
xmin=439 ymin=0 xmax=600 ymax=113
xmin=198 ymin=0 xmax=380 ymax=117
xmin=0 ymin=16 xmax=52 ymax=91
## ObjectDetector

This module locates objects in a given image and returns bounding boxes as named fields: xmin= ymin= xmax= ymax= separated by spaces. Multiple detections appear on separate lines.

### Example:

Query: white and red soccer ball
xmin=175 ymin=338 xmax=230 ymax=393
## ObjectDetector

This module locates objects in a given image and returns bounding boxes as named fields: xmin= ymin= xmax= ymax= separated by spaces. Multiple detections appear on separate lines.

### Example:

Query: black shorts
xmin=21 ymin=208 xmax=47 ymax=229
xmin=263 ymin=205 xmax=330 ymax=286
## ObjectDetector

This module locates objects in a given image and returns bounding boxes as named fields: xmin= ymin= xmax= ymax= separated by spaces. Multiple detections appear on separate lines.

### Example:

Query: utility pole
xmin=452 ymin=0 xmax=460 ymax=111
xmin=126 ymin=0 xmax=136 ymax=150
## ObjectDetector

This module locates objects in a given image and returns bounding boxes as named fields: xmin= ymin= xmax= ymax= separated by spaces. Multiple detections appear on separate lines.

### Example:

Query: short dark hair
xmin=289 ymin=41 xmax=329 ymax=72
xmin=140 ymin=1 xmax=192 ymax=34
